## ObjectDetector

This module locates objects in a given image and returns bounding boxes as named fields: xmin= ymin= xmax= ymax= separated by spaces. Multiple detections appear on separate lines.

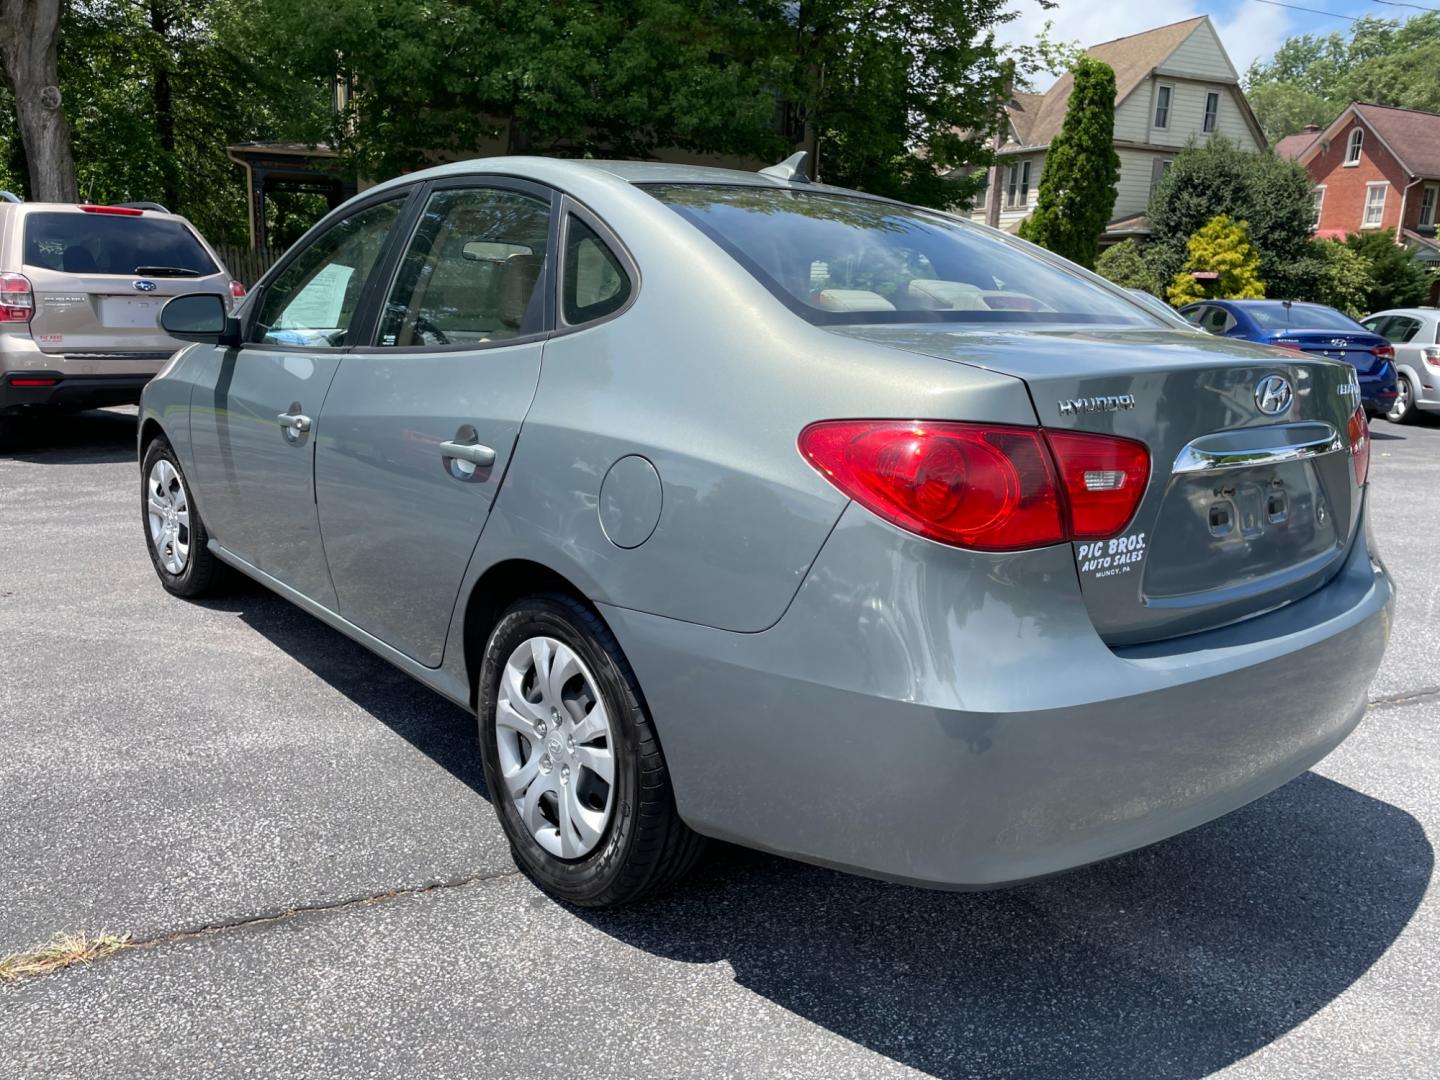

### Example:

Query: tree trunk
xmin=0 ymin=0 xmax=77 ymax=202
xmin=149 ymin=0 xmax=180 ymax=210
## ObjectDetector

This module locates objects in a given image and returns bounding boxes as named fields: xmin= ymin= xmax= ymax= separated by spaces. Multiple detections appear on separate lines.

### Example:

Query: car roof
xmin=2 ymin=201 xmax=188 ymax=222
xmin=1367 ymin=307 xmax=1440 ymax=318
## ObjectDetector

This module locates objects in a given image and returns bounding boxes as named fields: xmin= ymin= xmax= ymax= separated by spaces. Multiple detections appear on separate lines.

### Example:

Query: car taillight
xmin=1372 ymin=343 xmax=1395 ymax=362
xmin=798 ymin=420 xmax=1150 ymax=551
xmin=1043 ymin=430 xmax=1152 ymax=539
xmin=1347 ymin=405 xmax=1370 ymax=486
xmin=78 ymin=204 xmax=143 ymax=216
xmin=0 ymin=272 xmax=33 ymax=323
xmin=1423 ymin=346 xmax=1440 ymax=370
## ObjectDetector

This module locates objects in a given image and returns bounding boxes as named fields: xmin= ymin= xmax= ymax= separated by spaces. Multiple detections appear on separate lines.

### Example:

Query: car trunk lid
xmin=829 ymin=325 xmax=1365 ymax=645
xmin=1265 ymin=329 xmax=1388 ymax=375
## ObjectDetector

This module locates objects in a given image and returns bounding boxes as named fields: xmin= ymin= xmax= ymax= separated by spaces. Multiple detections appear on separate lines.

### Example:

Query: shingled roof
xmin=1273 ymin=130 xmax=1319 ymax=161
xmin=1001 ymin=17 xmax=1210 ymax=151
xmin=1329 ymin=103 xmax=1440 ymax=178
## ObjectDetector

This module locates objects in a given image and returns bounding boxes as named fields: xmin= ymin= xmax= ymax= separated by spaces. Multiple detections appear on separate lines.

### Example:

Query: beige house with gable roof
xmin=973 ymin=16 xmax=1267 ymax=243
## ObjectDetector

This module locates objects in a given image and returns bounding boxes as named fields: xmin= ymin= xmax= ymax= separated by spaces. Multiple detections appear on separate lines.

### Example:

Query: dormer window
xmin=1154 ymin=85 xmax=1172 ymax=130
xmin=1346 ymin=127 xmax=1364 ymax=165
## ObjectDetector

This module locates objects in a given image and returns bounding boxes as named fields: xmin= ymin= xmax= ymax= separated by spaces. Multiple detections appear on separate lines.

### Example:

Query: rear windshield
xmin=644 ymin=184 xmax=1153 ymax=327
xmin=1244 ymin=302 xmax=1362 ymax=332
xmin=23 ymin=212 xmax=217 ymax=277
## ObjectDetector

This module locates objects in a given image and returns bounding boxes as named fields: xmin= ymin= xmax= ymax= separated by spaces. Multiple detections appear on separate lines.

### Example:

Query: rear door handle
xmin=440 ymin=440 xmax=496 ymax=468
xmin=277 ymin=411 xmax=312 ymax=433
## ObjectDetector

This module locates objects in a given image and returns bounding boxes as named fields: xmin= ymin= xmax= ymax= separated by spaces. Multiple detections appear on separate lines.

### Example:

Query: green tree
xmin=1016 ymin=57 xmax=1119 ymax=268
xmin=1290 ymin=239 xmax=1372 ymax=318
xmin=1345 ymin=229 xmax=1435 ymax=312
xmin=1147 ymin=137 xmax=1312 ymax=298
xmin=1095 ymin=239 xmax=1158 ymax=294
xmin=1168 ymin=215 xmax=1265 ymax=305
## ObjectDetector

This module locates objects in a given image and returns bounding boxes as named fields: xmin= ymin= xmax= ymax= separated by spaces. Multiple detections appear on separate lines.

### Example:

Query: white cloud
xmin=995 ymin=1 xmax=1297 ymax=89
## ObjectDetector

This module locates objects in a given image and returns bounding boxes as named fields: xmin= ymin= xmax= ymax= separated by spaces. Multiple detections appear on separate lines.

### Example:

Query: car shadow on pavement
xmin=0 ymin=407 xmax=138 ymax=464
xmin=580 ymin=773 xmax=1431 ymax=1080
xmin=192 ymin=563 xmax=1430 ymax=1080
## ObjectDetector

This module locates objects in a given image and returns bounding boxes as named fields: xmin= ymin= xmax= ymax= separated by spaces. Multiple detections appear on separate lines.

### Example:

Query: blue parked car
xmin=1179 ymin=300 xmax=1399 ymax=416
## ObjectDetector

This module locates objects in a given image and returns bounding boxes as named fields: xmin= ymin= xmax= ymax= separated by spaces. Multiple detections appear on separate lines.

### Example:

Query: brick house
xmin=1280 ymin=102 xmax=1440 ymax=291
xmin=972 ymin=16 xmax=1266 ymax=242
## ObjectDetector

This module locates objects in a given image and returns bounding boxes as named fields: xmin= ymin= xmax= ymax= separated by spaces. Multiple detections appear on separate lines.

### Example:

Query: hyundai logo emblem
xmin=132 ymin=279 xmax=158 ymax=292
xmin=1255 ymin=374 xmax=1293 ymax=416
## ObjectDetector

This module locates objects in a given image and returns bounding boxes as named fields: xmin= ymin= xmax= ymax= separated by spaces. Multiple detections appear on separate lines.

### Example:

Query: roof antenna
xmin=759 ymin=151 xmax=810 ymax=183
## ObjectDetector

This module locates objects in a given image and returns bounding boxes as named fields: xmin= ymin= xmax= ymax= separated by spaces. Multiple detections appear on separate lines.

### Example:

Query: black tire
xmin=477 ymin=593 xmax=705 ymax=907
xmin=140 ymin=437 xmax=228 ymax=598
xmin=1386 ymin=375 xmax=1418 ymax=425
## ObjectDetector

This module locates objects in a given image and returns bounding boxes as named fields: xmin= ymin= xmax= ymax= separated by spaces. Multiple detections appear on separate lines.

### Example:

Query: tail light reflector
xmin=1372 ymin=344 xmax=1395 ymax=362
xmin=9 ymin=376 xmax=57 ymax=387
xmin=0 ymin=272 xmax=33 ymax=322
xmin=79 ymin=204 xmax=143 ymax=216
xmin=1044 ymin=431 xmax=1152 ymax=539
xmin=1347 ymin=405 xmax=1370 ymax=486
xmin=798 ymin=420 xmax=1150 ymax=551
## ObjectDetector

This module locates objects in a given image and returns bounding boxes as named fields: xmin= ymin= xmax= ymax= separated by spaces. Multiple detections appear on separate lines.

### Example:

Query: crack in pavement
xmin=4 ymin=866 xmax=524 ymax=988
xmin=1368 ymin=684 xmax=1440 ymax=711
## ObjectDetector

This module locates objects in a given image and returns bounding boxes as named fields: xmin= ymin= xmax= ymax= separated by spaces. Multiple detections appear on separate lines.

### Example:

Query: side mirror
xmin=161 ymin=293 xmax=241 ymax=347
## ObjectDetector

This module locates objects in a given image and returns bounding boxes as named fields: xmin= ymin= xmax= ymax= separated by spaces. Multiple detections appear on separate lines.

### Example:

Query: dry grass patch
xmin=0 ymin=932 xmax=132 ymax=984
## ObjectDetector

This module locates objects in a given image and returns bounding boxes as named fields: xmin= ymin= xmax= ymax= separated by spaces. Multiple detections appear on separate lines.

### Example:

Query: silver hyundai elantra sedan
xmin=140 ymin=156 xmax=1393 ymax=907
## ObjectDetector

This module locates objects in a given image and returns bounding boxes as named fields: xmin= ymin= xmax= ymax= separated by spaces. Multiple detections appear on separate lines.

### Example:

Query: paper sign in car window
xmin=279 ymin=263 xmax=354 ymax=330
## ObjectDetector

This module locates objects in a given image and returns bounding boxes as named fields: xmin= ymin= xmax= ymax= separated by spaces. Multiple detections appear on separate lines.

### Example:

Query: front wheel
xmin=477 ymin=594 xmax=704 ymax=907
xmin=141 ymin=438 xmax=228 ymax=597
xmin=1386 ymin=376 xmax=1418 ymax=424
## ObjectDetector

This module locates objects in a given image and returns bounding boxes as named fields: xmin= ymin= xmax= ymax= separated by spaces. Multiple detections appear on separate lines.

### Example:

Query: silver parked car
xmin=1360 ymin=307 xmax=1440 ymax=424
xmin=140 ymin=157 xmax=1393 ymax=907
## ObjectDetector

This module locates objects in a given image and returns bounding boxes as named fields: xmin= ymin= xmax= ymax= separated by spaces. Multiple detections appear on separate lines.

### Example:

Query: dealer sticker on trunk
xmin=1076 ymin=532 xmax=1147 ymax=579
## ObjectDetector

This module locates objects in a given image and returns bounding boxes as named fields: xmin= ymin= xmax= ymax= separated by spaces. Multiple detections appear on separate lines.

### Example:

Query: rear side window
xmin=644 ymin=184 xmax=1152 ymax=328
xmin=562 ymin=217 xmax=631 ymax=325
xmin=1384 ymin=316 xmax=1421 ymax=343
xmin=377 ymin=186 xmax=551 ymax=348
xmin=23 ymin=212 xmax=217 ymax=277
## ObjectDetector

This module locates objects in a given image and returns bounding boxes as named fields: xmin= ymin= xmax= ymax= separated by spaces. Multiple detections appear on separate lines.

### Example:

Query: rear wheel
xmin=141 ymin=438 xmax=227 ymax=597
xmin=477 ymin=593 xmax=704 ymax=907
xmin=1386 ymin=376 xmax=1418 ymax=424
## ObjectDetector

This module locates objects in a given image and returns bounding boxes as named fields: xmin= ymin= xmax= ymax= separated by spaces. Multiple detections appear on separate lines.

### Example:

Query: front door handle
xmin=439 ymin=440 xmax=496 ymax=468
xmin=277 ymin=411 xmax=312 ymax=433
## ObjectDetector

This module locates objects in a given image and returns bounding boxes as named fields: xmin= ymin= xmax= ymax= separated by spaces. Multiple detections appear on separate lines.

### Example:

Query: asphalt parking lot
xmin=0 ymin=407 xmax=1436 ymax=1079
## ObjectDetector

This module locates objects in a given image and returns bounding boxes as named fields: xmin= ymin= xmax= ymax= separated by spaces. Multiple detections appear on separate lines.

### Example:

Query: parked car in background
xmin=1360 ymin=308 xmax=1440 ymax=424
xmin=139 ymin=157 xmax=1391 ymax=907
xmin=0 ymin=200 xmax=242 ymax=422
xmin=1179 ymin=300 xmax=1398 ymax=416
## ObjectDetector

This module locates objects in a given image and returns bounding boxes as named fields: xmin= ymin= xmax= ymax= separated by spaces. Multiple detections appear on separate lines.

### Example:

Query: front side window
xmin=1364 ymin=183 xmax=1388 ymax=228
xmin=562 ymin=217 xmax=631 ymax=325
xmin=1346 ymin=127 xmax=1364 ymax=164
xmin=377 ymin=186 xmax=551 ymax=348
xmin=257 ymin=198 xmax=404 ymax=347
xmin=1203 ymin=91 xmax=1220 ymax=133
xmin=1420 ymin=185 xmax=1437 ymax=227
xmin=1154 ymin=85 xmax=1172 ymax=129
xmin=24 ymin=212 xmax=217 ymax=277
xmin=645 ymin=185 xmax=1154 ymax=329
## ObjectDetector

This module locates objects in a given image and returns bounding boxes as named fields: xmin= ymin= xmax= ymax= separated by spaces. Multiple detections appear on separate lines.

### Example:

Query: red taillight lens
xmin=1347 ymin=405 xmax=1370 ymax=486
xmin=0 ymin=271 xmax=33 ymax=322
xmin=9 ymin=376 xmax=57 ymax=387
xmin=229 ymin=279 xmax=246 ymax=299
xmin=78 ymin=204 xmax=143 ymax=216
xmin=1423 ymin=346 xmax=1440 ymax=370
xmin=1372 ymin=343 xmax=1395 ymax=362
xmin=1044 ymin=430 xmax=1151 ymax=539
xmin=799 ymin=420 xmax=1065 ymax=550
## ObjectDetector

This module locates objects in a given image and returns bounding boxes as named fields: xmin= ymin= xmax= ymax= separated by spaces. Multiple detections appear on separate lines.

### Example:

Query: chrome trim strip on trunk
xmin=1171 ymin=422 xmax=1344 ymax=475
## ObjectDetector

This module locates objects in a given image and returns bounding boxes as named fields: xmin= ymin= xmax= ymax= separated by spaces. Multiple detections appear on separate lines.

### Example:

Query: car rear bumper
xmin=0 ymin=370 xmax=153 ymax=413
xmin=603 ymin=502 xmax=1393 ymax=889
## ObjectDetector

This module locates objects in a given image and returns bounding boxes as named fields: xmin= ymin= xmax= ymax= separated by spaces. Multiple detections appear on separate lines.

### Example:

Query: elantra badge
xmin=132 ymin=279 xmax=158 ymax=292
xmin=1254 ymin=374 xmax=1292 ymax=416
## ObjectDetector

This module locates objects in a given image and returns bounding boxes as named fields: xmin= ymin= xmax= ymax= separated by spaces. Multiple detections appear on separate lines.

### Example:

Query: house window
xmin=1154 ymin=85 xmax=1172 ymax=129
xmin=1346 ymin=128 xmax=1364 ymax=165
xmin=1363 ymin=183 xmax=1388 ymax=228
xmin=1005 ymin=161 xmax=1031 ymax=209
xmin=1203 ymin=91 xmax=1220 ymax=134
xmin=1311 ymin=186 xmax=1325 ymax=229
xmin=1150 ymin=158 xmax=1173 ymax=197
xmin=1420 ymin=185 xmax=1437 ymax=228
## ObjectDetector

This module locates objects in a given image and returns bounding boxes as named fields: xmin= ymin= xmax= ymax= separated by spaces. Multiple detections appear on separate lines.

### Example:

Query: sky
xmin=995 ymin=0 xmax=1422 ymax=87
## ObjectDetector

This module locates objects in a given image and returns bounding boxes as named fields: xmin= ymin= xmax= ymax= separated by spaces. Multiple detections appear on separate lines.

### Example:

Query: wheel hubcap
xmin=495 ymin=636 xmax=616 ymax=859
xmin=146 ymin=459 xmax=190 ymax=575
